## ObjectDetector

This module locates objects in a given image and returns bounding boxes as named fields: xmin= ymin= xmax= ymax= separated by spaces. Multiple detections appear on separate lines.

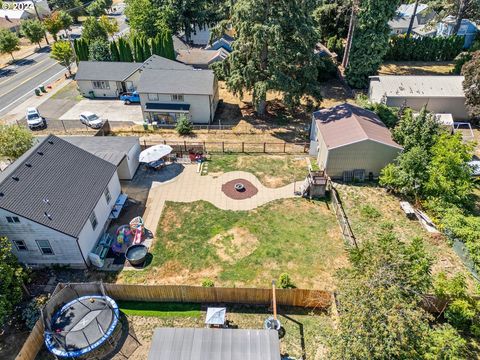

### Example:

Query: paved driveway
xmin=59 ymin=99 xmax=143 ymax=123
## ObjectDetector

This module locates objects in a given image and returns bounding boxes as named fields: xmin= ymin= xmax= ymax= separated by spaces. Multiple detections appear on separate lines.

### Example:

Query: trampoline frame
xmin=44 ymin=295 xmax=120 ymax=358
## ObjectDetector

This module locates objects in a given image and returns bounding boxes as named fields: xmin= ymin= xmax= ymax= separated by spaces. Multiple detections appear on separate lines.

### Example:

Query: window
xmin=13 ymin=240 xmax=27 ymax=251
xmin=36 ymin=240 xmax=53 ymax=255
xmin=148 ymin=93 xmax=159 ymax=101
xmin=171 ymin=94 xmax=184 ymax=102
xmin=6 ymin=216 xmax=20 ymax=223
xmin=104 ymin=187 xmax=112 ymax=204
xmin=92 ymin=81 xmax=110 ymax=89
xmin=90 ymin=212 xmax=98 ymax=230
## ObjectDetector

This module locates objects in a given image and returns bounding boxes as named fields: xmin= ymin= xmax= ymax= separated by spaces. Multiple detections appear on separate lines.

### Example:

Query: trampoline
xmin=44 ymin=295 xmax=119 ymax=358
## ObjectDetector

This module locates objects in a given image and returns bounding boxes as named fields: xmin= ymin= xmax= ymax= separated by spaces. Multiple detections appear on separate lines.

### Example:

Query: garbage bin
xmin=88 ymin=91 xmax=95 ymax=99
xmin=34 ymin=89 xmax=41 ymax=96
xmin=143 ymin=121 xmax=148 ymax=130
xmin=39 ymin=85 xmax=46 ymax=93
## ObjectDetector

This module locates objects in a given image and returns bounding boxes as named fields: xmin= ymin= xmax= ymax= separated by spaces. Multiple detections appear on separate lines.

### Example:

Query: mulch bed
xmin=222 ymin=178 xmax=258 ymax=200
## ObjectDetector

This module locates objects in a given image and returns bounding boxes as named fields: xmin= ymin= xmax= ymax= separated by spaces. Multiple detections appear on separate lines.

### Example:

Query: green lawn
xmin=51 ymin=82 xmax=83 ymax=101
xmin=117 ymin=301 xmax=201 ymax=318
xmin=118 ymin=198 xmax=346 ymax=290
xmin=207 ymin=154 xmax=310 ymax=187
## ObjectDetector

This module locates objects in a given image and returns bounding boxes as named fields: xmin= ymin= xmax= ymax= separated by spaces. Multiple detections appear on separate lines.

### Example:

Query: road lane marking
xmin=0 ymin=57 xmax=51 ymax=87
xmin=0 ymin=67 xmax=67 ymax=116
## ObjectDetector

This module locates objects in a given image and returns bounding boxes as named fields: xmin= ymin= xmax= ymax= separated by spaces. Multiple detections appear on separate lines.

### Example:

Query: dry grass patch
xmin=379 ymin=61 xmax=455 ymax=75
xmin=209 ymin=227 xmax=259 ymax=263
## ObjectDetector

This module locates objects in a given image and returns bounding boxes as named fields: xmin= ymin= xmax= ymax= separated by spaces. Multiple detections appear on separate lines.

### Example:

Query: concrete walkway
xmin=143 ymin=164 xmax=302 ymax=237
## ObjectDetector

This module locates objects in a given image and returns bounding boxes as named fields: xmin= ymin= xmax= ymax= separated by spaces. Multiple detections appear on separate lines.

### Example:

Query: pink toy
xmin=112 ymin=225 xmax=133 ymax=253
xmin=129 ymin=217 xmax=145 ymax=244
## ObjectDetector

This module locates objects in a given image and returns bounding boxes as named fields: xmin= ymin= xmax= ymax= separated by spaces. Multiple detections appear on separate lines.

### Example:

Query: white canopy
xmin=139 ymin=145 xmax=173 ymax=163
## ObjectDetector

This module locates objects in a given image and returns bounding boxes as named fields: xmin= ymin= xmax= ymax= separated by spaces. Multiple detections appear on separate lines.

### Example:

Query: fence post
xmin=222 ymin=142 xmax=224 ymax=153
xmin=62 ymin=120 xmax=66 ymax=133
xmin=184 ymin=141 xmax=187 ymax=152
xmin=263 ymin=143 xmax=266 ymax=153
xmin=283 ymin=142 xmax=286 ymax=153
xmin=242 ymin=142 xmax=244 ymax=153
xmin=164 ymin=140 xmax=166 ymax=145
xmin=144 ymin=139 xmax=146 ymax=148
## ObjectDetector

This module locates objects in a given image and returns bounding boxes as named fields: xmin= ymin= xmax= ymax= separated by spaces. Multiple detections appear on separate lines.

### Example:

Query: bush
xmin=201 ymin=278 xmax=215 ymax=287
xmin=317 ymin=57 xmax=338 ymax=82
xmin=0 ymin=125 xmax=33 ymax=160
xmin=22 ymin=295 xmax=48 ymax=330
xmin=175 ymin=115 xmax=193 ymax=136
xmin=278 ymin=273 xmax=296 ymax=289
xmin=452 ymin=52 xmax=472 ymax=74
xmin=355 ymin=95 xmax=399 ymax=128
xmin=385 ymin=35 xmax=464 ymax=62
xmin=360 ymin=204 xmax=381 ymax=219
xmin=445 ymin=299 xmax=476 ymax=331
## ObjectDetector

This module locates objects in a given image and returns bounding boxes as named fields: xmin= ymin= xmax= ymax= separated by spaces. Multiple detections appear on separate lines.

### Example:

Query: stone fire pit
xmin=222 ymin=179 xmax=258 ymax=200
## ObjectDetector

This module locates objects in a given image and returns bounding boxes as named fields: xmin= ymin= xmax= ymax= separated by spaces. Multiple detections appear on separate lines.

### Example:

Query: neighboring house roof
xmin=397 ymin=3 xmax=429 ymax=17
xmin=0 ymin=135 xmax=117 ymax=237
xmin=147 ymin=328 xmax=281 ymax=360
xmin=0 ymin=16 xmax=21 ymax=30
xmin=141 ymin=54 xmax=192 ymax=70
xmin=313 ymin=103 xmax=403 ymax=150
xmin=60 ymin=136 xmax=139 ymax=167
xmin=369 ymin=75 xmax=465 ymax=102
xmin=176 ymin=48 xmax=229 ymax=66
xmin=205 ymin=34 xmax=234 ymax=52
xmin=412 ymin=24 xmax=437 ymax=36
xmin=76 ymin=61 xmax=142 ymax=81
xmin=389 ymin=16 xmax=412 ymax=29
xmin=137 ymin=68 xmax=215 ymax=95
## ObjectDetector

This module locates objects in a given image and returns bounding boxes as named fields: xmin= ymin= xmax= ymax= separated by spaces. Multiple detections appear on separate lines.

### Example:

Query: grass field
xmin=117 ymin=301 xmax=201 ymax=318
xmin=117 ymin=198 xmax=347 ymax=290
xmin=379 ymin=61 xmax=455 ymax=75
xmin=208 ymin=154 xmax=310 ymax=187
xmin=336 ymin=183 xmax=474 ymax=282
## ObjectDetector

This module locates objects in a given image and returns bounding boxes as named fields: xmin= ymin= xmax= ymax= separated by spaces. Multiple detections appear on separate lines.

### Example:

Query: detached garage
xmin=310 ymin=103 xmax=403 ymax=180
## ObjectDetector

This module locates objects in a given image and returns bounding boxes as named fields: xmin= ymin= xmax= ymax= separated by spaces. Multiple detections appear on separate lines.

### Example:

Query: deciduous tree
xmin=44 ymin=12 xmax=63 ymax=41
xmin=125 ymin=0 xmax=161 ymax=38
xmin=82 ymin=16 xmax=108 ymax=42
xmin=21 ymin=19 xmax=46 ymax=48
xmin=51 ymin=40 xmax=75 ymax=76
xmin=99 ymin=15 xmax=119 ymax=37
xmin=88 ymin=39 xmax=111 ymax=61
xmin=0 ymin=125 xmax=33 ymax=160
xmin=0 ymin=29 xmax=20 ymax=61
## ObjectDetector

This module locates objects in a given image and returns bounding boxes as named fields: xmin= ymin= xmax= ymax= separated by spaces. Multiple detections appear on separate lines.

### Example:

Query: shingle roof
xmin=147 ymin=328 xmax=281 ymax=360
xmin=60 ymin=136 xmax=139 ymax=166
xmin=176 ymin=49 xmax=229 ymax=66
xmin=76 ymin=61 xmax=142 ymax=81
xmin=137 ymin=68 xmax=215 ymax=95
xmin=0 ymin=135 xmax=117 ymax=237
xmin=369 ymin=76 xmax=465 ymax=101
xmin=313 ymin=103 xmax=403 ymax=150
xmin=141 ymin=54 xmax=192 ymax=70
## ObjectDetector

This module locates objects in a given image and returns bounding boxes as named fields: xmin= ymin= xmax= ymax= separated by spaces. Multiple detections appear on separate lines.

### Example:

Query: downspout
xmin=75 ymin=237 xmax=88 ymax=268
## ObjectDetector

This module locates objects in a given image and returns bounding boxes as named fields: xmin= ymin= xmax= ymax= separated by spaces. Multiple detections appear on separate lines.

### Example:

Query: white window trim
xmin=90 ymin=211 xmax=98 ymax=230
xmin=148 ymin=93 xmax=159 ymax=101
xmin=6 ymin=216 xmax=20 ymax=223
xmin=171 ymin=94 xmax=184 ymax=102
xmin=92 ymin=81 xmax=110 ymax=90
xmin=36 ymin=240 xmax=54 ymax=255
xmin=13 ymin=240 xmax=28 ymax=251
xmin=104 ymin=187 xmax=112 ymax=204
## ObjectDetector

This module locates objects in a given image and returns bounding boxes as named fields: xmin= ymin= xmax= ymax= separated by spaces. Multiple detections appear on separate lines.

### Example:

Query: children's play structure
xmin=111 ymin=217 xmax=145 ymax=254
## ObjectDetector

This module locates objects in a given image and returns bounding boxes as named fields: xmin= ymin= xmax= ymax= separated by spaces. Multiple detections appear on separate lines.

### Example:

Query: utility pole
xmin=406 ymin=0 xmax=420 ymax=38
xmin=31 ymin=0 xmax=49 ymax=45
xmin=342 ymin=0 xmax=359 ymax=70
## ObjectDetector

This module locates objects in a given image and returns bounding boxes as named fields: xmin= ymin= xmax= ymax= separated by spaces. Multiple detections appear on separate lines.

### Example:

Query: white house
xmin=310 ymin=103 xmax=403 ymax=180
xmin=61 ymin=136 xmax=141 ymax=180
xmin=389 ymin=3 xmax=435 ymax=35
xmin=368 ymin=75 xmax=469 ymax=120
xmin=0 ymin=135 xmax=121 ymax=268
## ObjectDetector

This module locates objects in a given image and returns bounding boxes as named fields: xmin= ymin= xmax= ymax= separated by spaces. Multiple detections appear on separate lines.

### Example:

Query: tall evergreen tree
xmin=162 ymin=30 xmax=175 ymax=60
xmin=110 ymin=40 xmax=120 ymax=61
xmin=117 ymin=37 xmax=134 ymax=62
xmin=74 ymin=38 xmax=89 ymax=61
xmin=222 ymin=0 xmax=322 ymax=115
xmin=345 ymin=0 xmax=399 ymax=88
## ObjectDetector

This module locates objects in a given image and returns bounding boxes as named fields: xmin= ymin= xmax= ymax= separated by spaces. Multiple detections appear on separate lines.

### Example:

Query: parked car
xmin=25 ymin=107 xmax=46 ymax=130
xmin=120 ymin=91 xmax=140 ymax=104
xmin=79 ymin=112 xmax=104 ymax=129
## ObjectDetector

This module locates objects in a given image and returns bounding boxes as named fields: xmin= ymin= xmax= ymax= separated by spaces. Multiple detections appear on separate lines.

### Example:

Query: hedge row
xmin=385 ymin=35 xmax=464 ymax=62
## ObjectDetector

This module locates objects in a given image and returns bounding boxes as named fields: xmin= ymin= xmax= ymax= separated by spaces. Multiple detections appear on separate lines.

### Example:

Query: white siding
xmin=0 ymin=209 xmax=85 ymax=268
xmin=77 ymin=172 xmax=121 ymax=264
xmin=385 ymin=97 xmax=469 ymax=120
xmin=117 ymin=143 xmax=141 ymax=180
xmin=190 ymin=25 xmax=211 ymax=45
xmin=77 ymin=80 xmax=120 ymax=98
xmin=139 ymin=93 xmax=213 ymax=124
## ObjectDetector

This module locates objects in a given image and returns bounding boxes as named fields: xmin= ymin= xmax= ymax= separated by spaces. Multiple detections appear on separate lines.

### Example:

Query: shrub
xmin=355 ymin=95 xmax=399 ymax=128
xmin=175 ymin=115 xmax=193 ymax=136
xmin=278 ymin=273 xmax=296 ymax=289
xmin=317 ymin=57 xmax=338 ymax=82
xmin=452 ymin=52 xmax=472 ymax=74
xmin=22 ymin=295 xmax=48 ymax=330
xmin=445 ymin=299 xmax=476 ymax=331
xmin=201 ymin=278 xmax=215 ymax=287
xmin=360 ymin=204 xmax=381 ymax=219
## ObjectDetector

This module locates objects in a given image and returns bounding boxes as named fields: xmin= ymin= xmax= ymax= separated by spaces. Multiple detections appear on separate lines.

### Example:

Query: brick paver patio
xmin=143 ymin=164 xmax=303 ymax=237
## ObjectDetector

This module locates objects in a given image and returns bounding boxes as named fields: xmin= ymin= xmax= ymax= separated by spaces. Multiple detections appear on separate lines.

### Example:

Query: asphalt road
xmin=0 ymin=47 xmax=65 ymax=117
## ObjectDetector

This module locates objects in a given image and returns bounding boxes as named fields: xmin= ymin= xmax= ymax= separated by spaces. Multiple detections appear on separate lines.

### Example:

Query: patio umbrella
xmin=139 ymin=145 xmax=173 ymax=163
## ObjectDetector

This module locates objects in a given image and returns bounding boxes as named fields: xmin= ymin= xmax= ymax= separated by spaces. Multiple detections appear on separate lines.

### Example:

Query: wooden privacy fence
xmin=141 ymin=139 xmax=309 ymax=154
xmin=15 ymin=283 xmax=331 ymax=360
xmin=329 ymin=182 xmax=357 ymax=248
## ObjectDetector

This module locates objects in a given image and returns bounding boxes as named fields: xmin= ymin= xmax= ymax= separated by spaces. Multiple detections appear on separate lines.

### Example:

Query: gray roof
xmin=0 ymin=135 xmax=117 ymax=237
xmin=137 ymin=68 xmax=215 ymax=95
xmin=60 ymin=136 xmax=139 ymax=166
xmin=141 ymin=54 xmax=193 ymax=70
xmin=76 ymin=61 xmax=142 ymax=81
xmin=176 ymin=49 xmax=229 ymax=66
xmin=147 ymin=328 xmax=281 ymax=360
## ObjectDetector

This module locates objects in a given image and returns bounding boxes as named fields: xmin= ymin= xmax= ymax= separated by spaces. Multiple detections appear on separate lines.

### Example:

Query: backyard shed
xmin=147 ymin=328 xmax=281 ymax=360
xmin=368 ymin=75 xmax=468 ymax=120
xmin=309 ymin=103 xmax=403 ymax=180
xmin=61 ymin=136 xmax=141 ymax=180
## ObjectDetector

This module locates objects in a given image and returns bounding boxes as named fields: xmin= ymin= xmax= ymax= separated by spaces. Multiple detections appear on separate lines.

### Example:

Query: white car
xmin=79 ymin=112 xmax=104 ymax=129
xmin=25 ymin=107 xmax=46 ymax=130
